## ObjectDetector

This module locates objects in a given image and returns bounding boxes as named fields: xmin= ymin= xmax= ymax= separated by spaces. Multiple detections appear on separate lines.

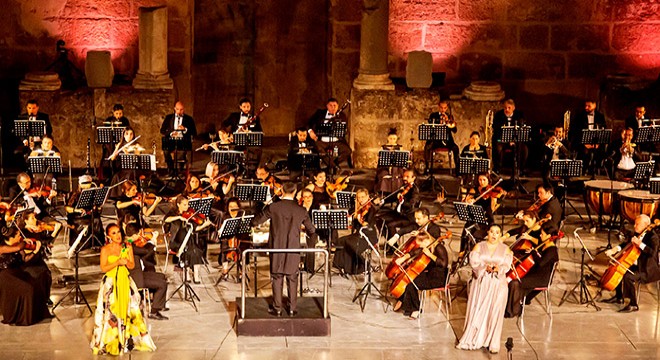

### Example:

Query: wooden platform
xmin=235 ymin=297 xmax=331 ymax=337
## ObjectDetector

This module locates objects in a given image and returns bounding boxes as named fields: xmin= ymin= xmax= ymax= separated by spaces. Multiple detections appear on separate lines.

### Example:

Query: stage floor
xmin=2 ymin=177 xmax=660 ymax=360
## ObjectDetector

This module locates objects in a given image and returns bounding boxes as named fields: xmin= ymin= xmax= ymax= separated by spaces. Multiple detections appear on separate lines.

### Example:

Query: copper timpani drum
xmin=618 ymin=189 xmax=660 ymax=223
xmin=584 ymin=180 xmax=634 ymax=214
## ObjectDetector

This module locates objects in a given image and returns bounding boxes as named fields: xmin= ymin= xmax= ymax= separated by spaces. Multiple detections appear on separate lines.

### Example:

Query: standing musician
xmin=376 ymin=169 xmax=420 ymax=242
xmin=333 ymin=188 xmax=378 ymax=275
xmin=252 ymin=182 xmax=318 ymax=317
xmin=459 ymin=173 xmax=503 ymax=253
xmin=163 ymin=195 xmax=212 ymax=283
xmin=423 ymin=100 xmax=460 ymax=172
xmin=222 ymin=98 xmax=264 ymax=174
xmin=542 ymin=125 xmax=571 ymax=187
xmin=605 ymin=127 xmax=639 ymax=181
xmin=505 ymin=222 xmax=559 ymax=318
xmin=492 ymin=99 xmax=527 ymax=175
xmin=569 ymin=99 xmax=607 ymax=176
xmin=65 ymin=175 xmax=105 ymax=248
xmin=288 ymin=126 xmax=318 ymax=181
xmin=307 ymin=98 xmax=352 ymax=174
xmin=9 ymin=172 xmax=57 ymax=221
xmin=115 ymin=180 xmax=161 ymax=229
xmin=374 ymin=128 xmax=405 ymax=194
xmin=603 ymin=214 xmax=660 ymax=312
xmin=160 ymin=101 xmax=197 ymax=177
xmin=16 ymin=99 xmax=53 ymax=151
xmin=391 ymin=208 xmax=449 ymax=319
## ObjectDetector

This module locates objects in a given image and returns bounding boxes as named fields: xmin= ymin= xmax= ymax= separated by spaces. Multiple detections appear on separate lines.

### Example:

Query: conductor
xmin=252 ymin=182 xmax=317 ymax=317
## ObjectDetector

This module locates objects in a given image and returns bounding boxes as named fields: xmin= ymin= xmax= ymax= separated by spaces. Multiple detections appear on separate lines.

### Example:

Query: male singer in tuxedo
xmin=492 ymin=99 xmax=527 ymax=176
xmin=569 ymin=100 xmax=606 ymax=176
xmin=307 ymin=98 xmax=352 ymax=174
xmin=160 ymin=101 xmax=197 ymax=177
xmin=252 ymin=182 xmax=318 ymax=317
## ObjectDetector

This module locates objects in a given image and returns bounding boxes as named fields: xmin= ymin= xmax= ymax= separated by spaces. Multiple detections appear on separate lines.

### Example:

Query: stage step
xmin=236 ymin=297 xmax=331 ymax=336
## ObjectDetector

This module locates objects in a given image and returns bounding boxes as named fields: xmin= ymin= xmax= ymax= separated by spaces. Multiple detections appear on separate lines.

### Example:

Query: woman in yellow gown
xmin=91 ymin=224 xmax=156 ymax=355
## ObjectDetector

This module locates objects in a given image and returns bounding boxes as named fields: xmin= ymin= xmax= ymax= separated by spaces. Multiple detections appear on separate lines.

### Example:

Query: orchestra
xmin=3 ymin=95 xmax=660 ymax=360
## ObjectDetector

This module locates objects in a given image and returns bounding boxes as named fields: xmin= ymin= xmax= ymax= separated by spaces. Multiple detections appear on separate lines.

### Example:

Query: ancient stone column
xmin=132 ymin=6 xmax=174 ymax=90
xmin=352 ymin=0 xmax=394 ymax=90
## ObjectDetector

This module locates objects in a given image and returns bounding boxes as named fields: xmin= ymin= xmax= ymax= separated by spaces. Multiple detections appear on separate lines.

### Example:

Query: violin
xmin=134 ymin=193 xmax=162 ymax=206
xmin=326 ymin=171 xmax=352 ymax=199
xmin=263 ymin=175 xmax=283 ymax=197
xmin=182 ymin=209 xmax=206 ymax=225
xmin=478 ymin=185 xmax=507 ymax=200
xmin=397 ymin=183 xmax=414 ymax=202
xmin=27 ymin=185 xmax=53 ymax=198
xmin=130 ymin=228 xmax=156 ymax=248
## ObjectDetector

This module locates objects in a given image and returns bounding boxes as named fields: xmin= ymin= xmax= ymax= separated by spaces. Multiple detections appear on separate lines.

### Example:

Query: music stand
xmin=52 ymin=225 xmax=93 ymax=314
xmin=634 ymin=126 xmax=660 ymax=144
xmin=95 ymin=126 xmax=125 ymax=144
xmin=75 ymin=187 xmax=110 ymax=247
xmin=311 ymin=209 xmax=349 ymax=286
xmin=233 ymin=132 xmax=263 ymax=147
xmin=454 ymin=202 xmax=488 ymax=252
xmin=580 ymin=129 xmax=611 ymax=175
xmin=650 ymin=177 xmax=660 ymax=195
xmin=118 ymin=154 xmax=156 ymax=172
xmin=14 ymin=119 xmax=46 ymax=142
xmin=293 ymin=152 xmax=320 ymax=179
xmin=335 ymin=191 xmax=356 ymax=210
xmin=215 ymin=215 xmax=255 ymax=284
xmin=418 ymin=124 xmax=449 ymax=191
xmin=168 ymin=222 xmax=201 ymax=311
xmin=211 ymin=150 xmax=245 ymax=173
xmin=352 ymin=226 xmax=386 ymax=312
xmin=188 ymin=197 xmax=214 ymax=217
xmin=550 ymin=159 xmax=584 ymax=221
xmin=501 ymin=126 xmax=531 ymax=195
xmin=316 ymin=122 xmax=347 ymax=139
xmin=458 ymin=157 xmax=490 ymax=192
xmin=633 ymin=160 xmax=655 ymax=187
xmin=234 ymin=183 xmax=269 ymax=209
xmin=27 ymin=156 xmax=62 ymax=173
xmin=9 ymin=206 xmax=34 ymax=227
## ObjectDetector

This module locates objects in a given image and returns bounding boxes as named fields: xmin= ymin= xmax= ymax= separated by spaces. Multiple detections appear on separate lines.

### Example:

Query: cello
xmin=600 ymin=219 xmax=660 ymax=291
xmin=389 ymin=230 xmax=452 ymax=298
xmin=506 ymin=231 xmax=560 ymax=284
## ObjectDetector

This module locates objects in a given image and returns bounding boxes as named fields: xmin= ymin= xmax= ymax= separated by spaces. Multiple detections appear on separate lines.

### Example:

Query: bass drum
xmin=584 ymin=180 xmax=634 ymax=215
xmin=618 ymin=189 xmax=660 ymax=223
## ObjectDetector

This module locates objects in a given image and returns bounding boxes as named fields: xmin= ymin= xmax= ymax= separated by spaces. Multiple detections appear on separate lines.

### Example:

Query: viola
xmin=601 ymin=220 xmax=660 ymax=291
xmin=182 ymin=209 xmax=206 ymax=225
xmin=326 ymin=171 xmax=353 ymax=199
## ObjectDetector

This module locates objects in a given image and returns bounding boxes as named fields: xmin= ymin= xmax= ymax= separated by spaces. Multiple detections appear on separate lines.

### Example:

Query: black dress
xmin=332 ymin=205 xmax=378 ymax=274
xmin=164 ymin=208 xmax=205 ymax=267
xmin=0 ymin=249 xmax=51 ymax=326
xmin=399 ymin=245 xmax=449 ymax=315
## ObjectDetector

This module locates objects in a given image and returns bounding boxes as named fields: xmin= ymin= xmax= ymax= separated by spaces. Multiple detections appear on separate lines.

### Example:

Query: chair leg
xmin=521 ymin=295 xmax=526 ymax=319
xmin=545 ymin=290 xmax=552 ymax=316
xmin=419 ymin=290 xmax=427 ymax=317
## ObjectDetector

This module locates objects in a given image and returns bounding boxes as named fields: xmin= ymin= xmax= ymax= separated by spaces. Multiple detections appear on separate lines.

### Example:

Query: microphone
xmin=505 ymin=337 xmax=514 ymax=352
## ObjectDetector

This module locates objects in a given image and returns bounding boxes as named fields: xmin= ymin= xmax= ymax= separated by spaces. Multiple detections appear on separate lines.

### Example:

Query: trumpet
xmin=545 ymin=136 xmax=564 ymax=150
xmin=439 ymin=112 xmax=456 ymax=128
xmin=621 ymin=140 xmax=636 ymax=156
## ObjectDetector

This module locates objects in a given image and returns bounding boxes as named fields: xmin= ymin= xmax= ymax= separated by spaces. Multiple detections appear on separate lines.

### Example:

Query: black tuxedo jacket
xmin=252 ymin=199 xmax=317 ymax=274
xmin=222 ymin=112 xmax=263 ymax=133
xmin=618 ymin=230 xmax=660 ymax=283
xmin=160 ymin=113 xmax=197 ymax=150
xmin=428 ymin=112 xmax=457 ymax=144
xmin=308 ymin=109 xmax=347 ymax=137
xmin=539 ymin=196 xmax=562 ymax=230
xmin=521 ymin=245 xmax=558 ymax=290
xmin=569 ymin=110 xmax=606 ymax=149
xmin=492 ymin=109 xmax=525 ymax=142
xmin=17 ymin=112 xmax=52 ymax=136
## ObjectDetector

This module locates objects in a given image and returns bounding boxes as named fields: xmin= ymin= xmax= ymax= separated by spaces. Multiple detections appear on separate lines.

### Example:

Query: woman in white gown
xmin=457 ymin=224 xmax=513 ymax=354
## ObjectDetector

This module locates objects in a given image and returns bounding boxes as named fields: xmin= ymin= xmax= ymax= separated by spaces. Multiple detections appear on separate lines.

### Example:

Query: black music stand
xmin=162 ymin=129 xmax=187 ymax=181
xmin=215 ymin=215 xmax=254 ymax=285
xmin=75 ymin=187 xmax=109 ymax=247
xmin=550 ymin=159 xmax=584 ymax=221
xmin=234 ymin=184 xmax=269 ymax=208
xmin=377 ymin=149 xmax=411 ymax=191
xmin=9 ymin=207 xmax=34 ymax=227
xmin=634 ymin=126 xmax=660 ymax=144
xmin=188 ymin=197 xmax=214 ymax=217
xmin=233 ymin=132 xmax=263 ymax=147
xmin=311 ymin=209 xmax=349 ymax=286
xmin=293 ymin=152 xmax=320 ymax=180
xmin=633 ymin=160 xmax=655 ymax=188
xmin=52 ymin=225 xmax=93 ymax=314
xmin=454 ymin=202 xmax=488 ymax=253
xmin=650 ymin=177 xmax=660 ymax=194
xmin=211 ymin=150 xmax=245 ymax=174
xmin=118 ymin=154 xmax=156 ymax=172
xmin=335 ymin=191 xmax=356 ymax=211
xmin=14 ymin=119 xmax=46 ymax=143
xmin=352 ymin=226 xmax=386 ymax=312
xmin=458 ymin=157 xmax=490 ymax=191
xmin=316 ymin=122 xmax=347 ymax=175
xmin=580 ymin=129 xmax=611 ymax=175
xmin=419 ymin=124 xmax=449 ymax=190
xmin=27 ymin=156 xmax=62 ymax=174
xmin=96 ymin=126 xmax=125 ymax=145
xmin=501 ymin=126 xmax=531 ymax=195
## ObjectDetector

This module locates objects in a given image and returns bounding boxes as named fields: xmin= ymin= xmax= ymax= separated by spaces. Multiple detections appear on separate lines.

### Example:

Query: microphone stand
xmin=558 ymin=228 xmax=600 ymax=310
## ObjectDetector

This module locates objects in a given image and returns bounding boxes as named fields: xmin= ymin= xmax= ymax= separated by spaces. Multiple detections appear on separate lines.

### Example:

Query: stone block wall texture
xmin=1 ymin=0 xmax=193 ymax=107
xmin=387 ymin=0 xmax=660 ymax=83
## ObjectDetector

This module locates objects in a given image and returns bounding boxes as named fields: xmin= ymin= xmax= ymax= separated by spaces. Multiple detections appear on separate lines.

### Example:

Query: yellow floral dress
xmin=91 ymin=247 xmax=156 ymax=355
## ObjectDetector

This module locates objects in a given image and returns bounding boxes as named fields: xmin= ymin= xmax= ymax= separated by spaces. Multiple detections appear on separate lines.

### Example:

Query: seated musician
xmin=569 ymin=99 xmax=606 ymax=176
xmin=518 ymin=184 xmax=562 ymax=231
xmin=201 ymin=128 xmax=235 ymax=153
xmin=115 ymin=180 xmax=161 ymax=229
xmin=217 ymin=197 xmax=251 ymax=280
xmin=183 ymin=175 xmax=206 ymax=198
xmin=14 ymin=99 xmax=53 ymax=162
xmin=307 ymin=97 xmax=352 ymax=174
xmin=65 ymin=175 xmax=105 ymax=248
xmin=505 ymin=222 xmax=559 ymax=318
xmin=222 ymin=98 xmax=263 ymax=174
xmin=603 ymin=214 xmax=660 ymax=312
xmin=0 ymin=226 xmax=52 ymax=325
xmin=460 ymin=131 xmax=487 ymax=159
xmin=125 ymin=223 xmax=169 ymax=321
xmin=107 ymin=127 xmax=148 ymax=197
xmin=624 ymin=105 xmax=654 ymax=152
xmin=390 ymin=209 xmax=449 ymax=319
xmin=459 ymin=173 xmax=503 ymax=253
xmin=388 ymin=207 xmax=442 ymax=248
xmin=492 ymin=99 xmax=528 ymax=176
xmin=423 ymin=100 xmax=460 ymax=172
xmin=305 ymin=170 xmax=331 ymax=208
xmin=256 ymin=166 xmax=283 ymax=206
xmin=9 ymin=172 xmax=57 ymax=222
xmin=21 ymin=210 xmax=61 ymax=252
xmin=375 ymin=128 xmax=405 ymax=194
xmin=333 ymin=188 xmax=378 ymax=276
xmin=541 ymin=125 xmax=571 ymax=187
xmin=605 ymin=127 xmax=640 ymax=181
xmin=377 ymin=169 xmax=420 ymax=241
xmin=163 ymin=195 xmax=212 ymax=283
xmin=288 ymin=126 xmax=318 ymax=180
xmin=123 ymin=219 xmax=158 ymax=272
xmin=109 ymin=127 xmax=144 ymax=160
xmin=99 ymin=104 xmax=131 ymax=181
xmin=504 ymin=210 xmax=542 ymax=255
xmin=29 ymin=135 xmax=60 ymax=157
xmin=200 ymin=161 xmax=235 ymax=212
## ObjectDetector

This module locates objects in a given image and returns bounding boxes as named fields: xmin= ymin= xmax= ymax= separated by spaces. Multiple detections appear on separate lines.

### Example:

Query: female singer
xmin=163 ymin=195 xmax=212 ymax=283
xmin=333 ymin=188 xmax=378 ymax=275
xmin=457 ymin=224 xmax=512 ymax=354
xmin=91 ymin=224 xmax=155 ymax=355
xmin=115 ymin=180 xmax=161 ymax=229
xmin=0 ymin=226 xmax=52 ymax=326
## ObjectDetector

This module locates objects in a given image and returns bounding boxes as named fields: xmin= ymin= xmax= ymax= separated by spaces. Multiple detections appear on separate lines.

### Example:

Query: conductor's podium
xmin=236 ymin=297 xmax=331 ymax=336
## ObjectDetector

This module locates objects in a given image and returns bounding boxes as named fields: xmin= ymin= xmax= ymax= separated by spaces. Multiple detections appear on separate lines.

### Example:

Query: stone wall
xmin=350 ymin=89 xmax=498 ymax=168
xmin=19 ymin=88 xmax=174 ymax=169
